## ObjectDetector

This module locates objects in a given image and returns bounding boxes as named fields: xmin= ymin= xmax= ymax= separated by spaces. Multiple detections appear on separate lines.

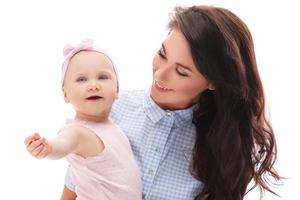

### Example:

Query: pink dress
xmin=64 ymin=119 xmax=142 ymax=200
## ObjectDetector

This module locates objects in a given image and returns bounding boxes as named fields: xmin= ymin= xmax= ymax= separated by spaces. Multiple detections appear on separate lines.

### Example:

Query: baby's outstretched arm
xmin=24 ymin=133 xmax=51 ymax=159
xmin=24 ymin=126 xmax=82 ymax=160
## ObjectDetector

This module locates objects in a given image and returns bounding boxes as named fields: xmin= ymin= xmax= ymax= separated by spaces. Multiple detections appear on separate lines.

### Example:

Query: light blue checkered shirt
xmin=65 ymin=90 xmax=202 ymax=199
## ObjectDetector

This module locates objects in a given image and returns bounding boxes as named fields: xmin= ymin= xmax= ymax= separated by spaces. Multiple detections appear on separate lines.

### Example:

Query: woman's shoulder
xmin=114 ymin=90 xmax=146 ymax=107
xmin=110 ymin=90 xmax=147 ymax=120
xmin=119 ymin=89 xmax=146 ymax=99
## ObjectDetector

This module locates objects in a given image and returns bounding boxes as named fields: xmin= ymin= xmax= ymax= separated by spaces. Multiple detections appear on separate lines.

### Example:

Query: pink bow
xmin=63 ymin=38 xmax=94 ymax=60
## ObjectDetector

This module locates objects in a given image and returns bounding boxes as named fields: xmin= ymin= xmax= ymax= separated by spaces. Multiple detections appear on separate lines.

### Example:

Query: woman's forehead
xmin=164 ymin=30 xmax=196 ymax=70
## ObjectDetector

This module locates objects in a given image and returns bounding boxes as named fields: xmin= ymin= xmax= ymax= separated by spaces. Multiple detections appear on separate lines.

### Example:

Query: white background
xmin=0 ymin=0 xmax=299 ymax=199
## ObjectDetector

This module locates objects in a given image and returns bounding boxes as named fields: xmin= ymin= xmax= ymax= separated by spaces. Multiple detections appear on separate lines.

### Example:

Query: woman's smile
xmin=154 ymin=80 xmax=174 ymax=92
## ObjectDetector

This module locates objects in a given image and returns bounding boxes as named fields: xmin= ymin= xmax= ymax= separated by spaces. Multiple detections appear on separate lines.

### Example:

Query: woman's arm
xmin=60 ymin=186 xmax=77 ymax=200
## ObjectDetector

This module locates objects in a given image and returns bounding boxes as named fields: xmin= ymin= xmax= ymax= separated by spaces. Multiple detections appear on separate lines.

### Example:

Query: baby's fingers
xmin=32 ymin=133 xmax=41 ymax=140
xmin=27 ymin=138 xmax=46 ymax=152
xmin=31 ymin=144 xmax=45 ymax=158
xmin=24 ymin=133 xmax=41 ymax=146
xmin=36 ymin=144 xmax=52 ymax=159
xmin=24 ymin=135 xmax=33 ymax=146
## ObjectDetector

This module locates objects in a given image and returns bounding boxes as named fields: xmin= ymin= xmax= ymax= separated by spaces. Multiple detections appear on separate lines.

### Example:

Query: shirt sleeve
xmin=64 ymin=166 xmax=75 ymax=191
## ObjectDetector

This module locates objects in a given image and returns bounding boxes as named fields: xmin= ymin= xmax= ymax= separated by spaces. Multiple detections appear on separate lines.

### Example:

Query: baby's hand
xmin=24 ymin=133 xmax=52 ymax=159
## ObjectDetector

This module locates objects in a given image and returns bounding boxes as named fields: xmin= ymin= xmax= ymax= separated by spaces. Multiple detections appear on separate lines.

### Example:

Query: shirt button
xmin=148 ymin=169 xmax=154 ymax=175
xmin=166 ymin=112 xmax=172 ymax=117
xmin=155 ymin=147 xmax=160 ymax=153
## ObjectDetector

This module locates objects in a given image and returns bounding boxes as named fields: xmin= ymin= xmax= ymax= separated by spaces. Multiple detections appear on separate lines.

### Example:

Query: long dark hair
xmin=169 ymin=6 xmax=280 ymax=200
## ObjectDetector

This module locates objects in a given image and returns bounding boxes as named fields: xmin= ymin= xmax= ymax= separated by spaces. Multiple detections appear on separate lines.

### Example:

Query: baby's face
xmin=63 ymin=51 xmax=118 ymax=121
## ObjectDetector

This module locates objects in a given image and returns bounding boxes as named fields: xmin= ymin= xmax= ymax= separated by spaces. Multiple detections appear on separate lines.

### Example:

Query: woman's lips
xmin=154 ymin=81 xmax=173 ymax=92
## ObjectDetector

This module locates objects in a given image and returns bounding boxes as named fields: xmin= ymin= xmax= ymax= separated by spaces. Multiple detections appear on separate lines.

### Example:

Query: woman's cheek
xmin=152 ymin=54 xmax=160 ymax=72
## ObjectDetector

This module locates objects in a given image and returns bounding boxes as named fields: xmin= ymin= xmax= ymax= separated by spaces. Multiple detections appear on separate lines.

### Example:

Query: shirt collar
xmin=143 ymin=90 xmax=166 ymax=124
xmin=142 ymin=90 xmax=197 ymax=127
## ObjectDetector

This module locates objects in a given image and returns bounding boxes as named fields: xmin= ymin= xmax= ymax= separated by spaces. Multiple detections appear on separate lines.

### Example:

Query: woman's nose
xmin=154 ymin=64 xmax=170 ymax=81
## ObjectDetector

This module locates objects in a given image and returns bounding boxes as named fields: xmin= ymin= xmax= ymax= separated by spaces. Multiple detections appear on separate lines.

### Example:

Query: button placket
xmin=142 ymin=115 xmax=174 ymax=197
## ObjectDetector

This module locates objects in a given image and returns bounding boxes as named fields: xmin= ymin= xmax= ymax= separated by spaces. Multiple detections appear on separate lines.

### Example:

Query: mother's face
xmin=151 ymin=29 xmax=214 ymax=110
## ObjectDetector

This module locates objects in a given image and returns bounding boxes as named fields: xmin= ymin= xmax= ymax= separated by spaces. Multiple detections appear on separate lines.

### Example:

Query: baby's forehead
xmin=71 ymin=51 xmax=112 ymax=64
xmin=66 ymin=51 xmax=116 ymax=75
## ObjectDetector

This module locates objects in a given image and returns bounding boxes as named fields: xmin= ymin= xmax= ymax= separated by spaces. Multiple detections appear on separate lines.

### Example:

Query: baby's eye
xmin=76 ymin=77 xmax=86 ymax=82
xmin=98 ymin=75 xmax=109 ymax=80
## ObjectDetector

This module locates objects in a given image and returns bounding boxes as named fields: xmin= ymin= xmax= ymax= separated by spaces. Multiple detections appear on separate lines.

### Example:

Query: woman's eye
xmin=76 ymin=77 xmax=86 ymax=82
xmin=98 ymin=75 xmax=108 ymax=80
xmin=177 ymin=69 xmax=189 ymax=77
xmin=158 ymin=49 xmax=166 ymax=59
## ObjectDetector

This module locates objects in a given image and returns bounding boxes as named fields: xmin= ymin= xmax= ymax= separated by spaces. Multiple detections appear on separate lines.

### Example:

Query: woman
xmin=62 ymin=5 xmax=280 ymax=200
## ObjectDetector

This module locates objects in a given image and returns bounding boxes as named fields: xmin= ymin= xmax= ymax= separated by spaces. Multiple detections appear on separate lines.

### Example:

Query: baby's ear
xmin=115 ymin=85 xmax=119 ymax=99
xmin=114 ymin=91 xmax=119 ymax=100
xmin=115 ymin=93 xmax=119 ymax=100
xmin=62 ymin=87 xmax=70 ymax=103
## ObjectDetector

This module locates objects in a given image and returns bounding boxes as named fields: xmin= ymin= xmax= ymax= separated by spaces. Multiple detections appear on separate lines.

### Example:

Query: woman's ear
xmin=62 ymin=87 xmax=70 ymax=103
xmin=208 ymin=83 xmax=215 ymax=91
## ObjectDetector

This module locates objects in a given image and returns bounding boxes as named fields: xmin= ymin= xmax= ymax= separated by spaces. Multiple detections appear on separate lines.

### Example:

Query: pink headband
xmin=61 ymin=39 xmax=118 ymax=89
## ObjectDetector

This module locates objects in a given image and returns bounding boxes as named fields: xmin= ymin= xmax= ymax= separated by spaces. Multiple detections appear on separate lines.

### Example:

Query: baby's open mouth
xmin=86 ymin=96 xmax=102 ymax=100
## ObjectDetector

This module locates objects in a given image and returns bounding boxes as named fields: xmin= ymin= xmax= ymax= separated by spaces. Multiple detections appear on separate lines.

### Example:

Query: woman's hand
xmin=60 ymin=186 xmax=77 ymax=200
xmin=24 ymin=133 xmax=52 ymax=159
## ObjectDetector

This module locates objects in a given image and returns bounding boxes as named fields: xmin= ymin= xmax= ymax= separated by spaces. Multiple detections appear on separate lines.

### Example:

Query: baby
xmin=24 ymin=39 xmax=142 ymax=200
